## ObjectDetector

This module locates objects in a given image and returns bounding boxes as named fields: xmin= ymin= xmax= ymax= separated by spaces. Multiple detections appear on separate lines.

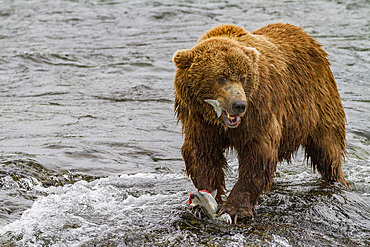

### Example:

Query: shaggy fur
xmin=173 ymin=23 xmax=349 ymax=221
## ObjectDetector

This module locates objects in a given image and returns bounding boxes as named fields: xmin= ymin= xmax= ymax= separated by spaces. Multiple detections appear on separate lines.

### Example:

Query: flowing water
xmin=0 ymin=0 xmax=369 ymax=246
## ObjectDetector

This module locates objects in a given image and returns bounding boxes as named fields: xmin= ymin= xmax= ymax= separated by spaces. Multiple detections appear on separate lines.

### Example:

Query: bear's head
xmin=173 ymin=38 xmax=259 ymax=129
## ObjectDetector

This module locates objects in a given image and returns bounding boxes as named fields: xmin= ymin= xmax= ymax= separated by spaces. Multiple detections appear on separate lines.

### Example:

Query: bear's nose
xmin=232 ymin=100 xmax=246 ymax=115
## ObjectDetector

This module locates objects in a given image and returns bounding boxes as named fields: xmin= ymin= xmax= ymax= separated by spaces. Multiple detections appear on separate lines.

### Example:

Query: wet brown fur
xmin=173 ymin=23 xmax=349 ymax=220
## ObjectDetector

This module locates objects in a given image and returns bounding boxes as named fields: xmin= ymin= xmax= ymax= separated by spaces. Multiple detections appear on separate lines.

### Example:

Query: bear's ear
xmin=173 ymin=49 xmax=194 ymax=69
xmin=241 ymin=46 xmax=260 ymax=63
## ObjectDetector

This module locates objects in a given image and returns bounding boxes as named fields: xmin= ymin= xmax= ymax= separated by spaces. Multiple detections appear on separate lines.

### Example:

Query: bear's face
xmin=174 ymin=38 xmax=259 ymax=128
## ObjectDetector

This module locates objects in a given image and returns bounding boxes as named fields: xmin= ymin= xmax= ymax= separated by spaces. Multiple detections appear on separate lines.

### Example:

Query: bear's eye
xmin=217 ymin=76 xmax=227 ymax=84
xmin=240 ymin=75 xmax=246 ymax=83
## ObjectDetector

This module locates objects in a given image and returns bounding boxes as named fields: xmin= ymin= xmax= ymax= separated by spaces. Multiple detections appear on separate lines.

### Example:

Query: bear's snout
xmin=232 ymin=100 xmax=246 ymax=115
xmin=223 ymin=82 xmax=247 ymax=117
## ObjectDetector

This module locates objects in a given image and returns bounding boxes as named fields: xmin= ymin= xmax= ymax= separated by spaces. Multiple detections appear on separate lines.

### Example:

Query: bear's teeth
xmin=227 ymin=113 xmax=236 ymax=120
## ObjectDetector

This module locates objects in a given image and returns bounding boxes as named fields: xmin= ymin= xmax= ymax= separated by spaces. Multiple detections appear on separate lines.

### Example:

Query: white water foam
xmin=272 ymin=234 xmax=291 ymax=247
xmin=0 ymin=173 xmax=192 ymax=246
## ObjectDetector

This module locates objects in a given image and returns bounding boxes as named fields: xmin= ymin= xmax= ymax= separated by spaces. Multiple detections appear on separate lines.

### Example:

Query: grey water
xmin=0 ymin=0 xmax=369 ymax=246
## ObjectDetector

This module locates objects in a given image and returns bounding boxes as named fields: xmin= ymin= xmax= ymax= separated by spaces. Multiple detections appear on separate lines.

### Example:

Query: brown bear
xmin=173 ymin=23 xmax=349 ymax=223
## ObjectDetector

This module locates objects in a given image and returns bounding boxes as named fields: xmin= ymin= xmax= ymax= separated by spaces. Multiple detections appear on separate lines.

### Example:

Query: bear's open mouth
xmin=222 ymin=110 xmax=241 ymax=128
xmin=204 ymin=99 xmax=242 ymax=128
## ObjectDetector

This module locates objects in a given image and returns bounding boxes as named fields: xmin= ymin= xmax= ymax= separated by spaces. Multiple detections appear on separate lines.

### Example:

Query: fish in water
xmin=204 ymin=99 xmax=222 ymax=117
xmin=188 ymin=189 xmax=232 ymax=224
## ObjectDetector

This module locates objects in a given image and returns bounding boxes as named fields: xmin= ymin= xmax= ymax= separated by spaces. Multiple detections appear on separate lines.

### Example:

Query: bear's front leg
xmin=182 ymin=134 xmax=228 ymax=203
xmin=219 ymin=140 xmax=278 ymax=222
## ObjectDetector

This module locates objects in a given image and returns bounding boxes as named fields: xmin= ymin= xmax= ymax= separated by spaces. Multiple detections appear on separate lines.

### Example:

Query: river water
xmin=0 ymin=0 xmax=369 ymax=246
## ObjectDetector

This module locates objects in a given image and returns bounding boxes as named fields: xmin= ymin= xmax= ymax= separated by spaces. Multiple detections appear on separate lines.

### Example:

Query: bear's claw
xmin=190 ymin=205 xmax=205 ymax=218
xmin=218 ymin=204 xmax=253 ymax=224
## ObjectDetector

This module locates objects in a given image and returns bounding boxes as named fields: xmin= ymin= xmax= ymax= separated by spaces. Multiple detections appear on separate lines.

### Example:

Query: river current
xmin=0 ymin=0 xmax=369 ymax=246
